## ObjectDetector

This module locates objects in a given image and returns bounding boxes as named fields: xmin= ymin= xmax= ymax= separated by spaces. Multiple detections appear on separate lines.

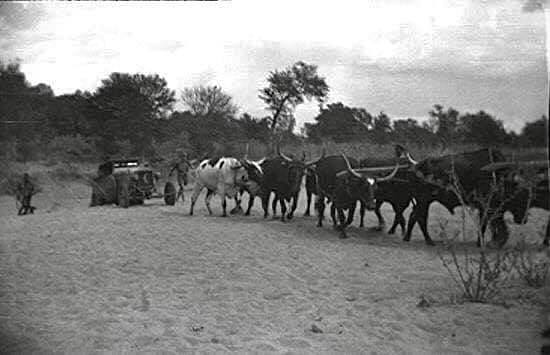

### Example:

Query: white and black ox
xmin=189 ymin=157 xmax=263 ymax=217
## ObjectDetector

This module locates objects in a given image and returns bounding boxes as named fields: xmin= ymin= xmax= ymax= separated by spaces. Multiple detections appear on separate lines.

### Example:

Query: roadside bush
xmin=46 ymin=135 xmax=98 ymax=163
xmin=437 ymin=169 xmax=517 ymax=303
xmin=513 ymin=240 xmax=549 ymax=288
xmin=439 ymin=241 xmax=516 ymax=303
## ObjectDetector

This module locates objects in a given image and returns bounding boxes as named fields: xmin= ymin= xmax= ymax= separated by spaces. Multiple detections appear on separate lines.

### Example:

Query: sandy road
xmin=0 ymin=181 xmax=548 ymax=354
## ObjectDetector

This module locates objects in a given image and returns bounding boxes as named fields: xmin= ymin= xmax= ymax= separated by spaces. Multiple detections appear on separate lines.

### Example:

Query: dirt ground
xmin=0 ymin=177 xmax=549 ymax=354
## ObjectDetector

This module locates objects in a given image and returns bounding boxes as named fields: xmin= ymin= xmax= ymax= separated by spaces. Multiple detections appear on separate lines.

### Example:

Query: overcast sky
xmin=0 ymin=0 xmax=548 ymax=132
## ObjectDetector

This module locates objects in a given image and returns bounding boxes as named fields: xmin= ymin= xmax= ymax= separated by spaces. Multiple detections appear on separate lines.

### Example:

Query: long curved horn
xmin=375 ymin=162 xmax=400 ymax=182
xmin=276 ymin=142 xmax=292 ymax=162
xmin=341 ymin=154 xmax=361 ymax=179
xmin=405 ymin=152 xmax=418 ymax=165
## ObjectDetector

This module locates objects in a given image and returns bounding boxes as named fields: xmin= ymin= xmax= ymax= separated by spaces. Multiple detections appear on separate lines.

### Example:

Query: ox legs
xmin=337 ymin=208 xmax=349 ymax=238
xmin=359 ymin=201 xmax=366 ymax=228
xmin=261 ymin=192 xmax=271 ymax=218
xmin=373 ymin=200 xmax=386 ymax=231
xmin=404 ymin=202 xmax=435 ymax=246
xmin=271 ymin=195 xmax=278 ymax=218
xmin=205 ymin=189 xmax=215 ymax=215
xmin=279 ymin=196 xmax=288 ymax=222
xmin=330 ymin=203 xmax=337 ymax=228
xmin=346 ymin=203 xmax=356 ymax=226
xmin=304 ymin=190 xmax=312 ymax=216
xmin=315 ymin=195 xmax=325 ymax=227
xmin=230 ymin=194 xmax=243 ymax=214
xmin=189 ymin=184 xmax=204 ymax=216
xmin=287 ymin=193 xmax=298 ymax=220
xmin=245 ymin=193 xmax=255 ymax=215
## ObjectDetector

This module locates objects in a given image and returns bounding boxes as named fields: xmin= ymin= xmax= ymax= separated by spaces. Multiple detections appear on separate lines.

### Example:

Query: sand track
xmin=0 ymin=181 xmax=548 ymax=354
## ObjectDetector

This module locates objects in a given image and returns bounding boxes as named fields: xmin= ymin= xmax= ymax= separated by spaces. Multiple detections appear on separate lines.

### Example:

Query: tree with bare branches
xmin=181 ymin=85 xmax=238 ymax=119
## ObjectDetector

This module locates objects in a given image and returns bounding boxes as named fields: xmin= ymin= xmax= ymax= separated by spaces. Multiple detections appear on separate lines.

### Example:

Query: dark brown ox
xmin=312 ymin=153 xmax=400 ymax=238
xmin=402 ymin=147 xmax=531 ymax=247
xmin=242 ymin=148 xmax=322 ymax=221
xmin=481 ymin=160 xmax=549 ymax=246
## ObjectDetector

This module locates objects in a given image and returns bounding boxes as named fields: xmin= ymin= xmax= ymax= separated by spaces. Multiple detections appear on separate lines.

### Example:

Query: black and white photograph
xmin=0 ymin=0 xmax=549 ymax=353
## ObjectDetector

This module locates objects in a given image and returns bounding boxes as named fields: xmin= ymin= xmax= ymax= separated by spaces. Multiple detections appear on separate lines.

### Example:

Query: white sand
xmin=0 ymin=179 xmax=548 ymax=354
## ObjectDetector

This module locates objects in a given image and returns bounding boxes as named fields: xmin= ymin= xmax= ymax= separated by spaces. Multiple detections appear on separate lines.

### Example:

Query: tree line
xmin=0 ymin=59 xmax=547 ymax=162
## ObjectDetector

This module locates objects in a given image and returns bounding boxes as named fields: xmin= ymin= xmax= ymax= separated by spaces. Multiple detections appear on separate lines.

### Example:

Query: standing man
xmin=16 ymin=173 xmax=36 ymax=215
xmin=169 ymin=150 xmax=192 ymax=202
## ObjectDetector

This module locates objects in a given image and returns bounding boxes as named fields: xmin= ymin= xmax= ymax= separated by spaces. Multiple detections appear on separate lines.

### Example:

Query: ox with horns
xmin=481 ymin=159 xmax=549 ymax=246
xmin=311 ymin=149 xmax=402 ymax=238
xmin=401 ymin=147 xmax=545 ymax=247
xmin=189 ymin=157 xmax=252 ymax=217
xmin=240 ymin=143 xmax=324 ymax=221
xmin=358 ymin=147 xmax=417 ymax=234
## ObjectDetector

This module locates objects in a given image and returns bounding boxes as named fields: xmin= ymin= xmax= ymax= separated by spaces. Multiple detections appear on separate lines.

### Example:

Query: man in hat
xmin=16 ymin=173 xmax=36 ymax=215
xmin=169 ymin=150 xmax=192 ymax=202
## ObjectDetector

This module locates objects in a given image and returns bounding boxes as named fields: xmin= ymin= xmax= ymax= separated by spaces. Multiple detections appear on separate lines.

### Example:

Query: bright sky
xmin=0 ymin=0 xmax=548 ymax=132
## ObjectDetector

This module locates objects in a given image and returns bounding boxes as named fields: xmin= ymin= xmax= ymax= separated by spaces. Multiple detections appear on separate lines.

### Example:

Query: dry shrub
xmin=437 ymin=168 xmax=517 ymax=303
xmin=513 ymin=241 xmax=549 ymax=288
xmin=439 ymin=242 xmax=516 ymax=303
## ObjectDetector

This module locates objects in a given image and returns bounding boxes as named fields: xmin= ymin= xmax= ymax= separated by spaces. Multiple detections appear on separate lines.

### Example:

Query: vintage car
xmin=90 ymin=158 xmax=176 ymax=207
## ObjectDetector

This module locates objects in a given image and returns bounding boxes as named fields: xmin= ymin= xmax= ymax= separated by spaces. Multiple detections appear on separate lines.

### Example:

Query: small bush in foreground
xmin=513 ymin=241 xmax=549 ymax=288
xmin=439 ymin=243 xmax=516 ymax=303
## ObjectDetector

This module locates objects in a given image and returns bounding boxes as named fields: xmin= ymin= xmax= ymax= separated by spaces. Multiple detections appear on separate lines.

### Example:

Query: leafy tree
xmin=305 ymin=102 xmax=370 ymax=142
xmin=259 ymin=61 xmax=329 ymax=134
xmin=429 ymin=104 xmax=460 ymax=145
xmin=47 ymin=92 xmax=93 ymax=137
xmin=393 ymin=118 xmax=438 ymax=146
xmin=92 ymin=72 xmax=175 ymax=156
xmin=459 ymin=110 xmax=508 ymax=146
xmin=520 ymin=115 xmax=548 ymax=147
xmin=0 ymin=60 xmax=54 ymax=147
xmin=238 ymin=113 xmax=271 ymax=143
xmin=181 ymin=85 xmax=238 ymax=119
xmin=370 ymin=112 xmax=393 ymax=144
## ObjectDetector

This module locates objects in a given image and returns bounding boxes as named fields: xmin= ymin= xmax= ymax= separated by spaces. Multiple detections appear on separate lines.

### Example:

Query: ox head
xmin=230 ymin=160 xmax=250 ymax=186
xmin=242 ymin=159 xmax=264 ymax=195
xmin=400 ymin=145 xmax=460 ymax=204
xmin=482 ymin=160 xmax=549 ymax=224
xmin=240 ymin=143 xmax=265 ymax=194
xmin=277 ymin=145 xmax=325 ymax=195
xmin=338 ymin=153 xmax=400 ymax=210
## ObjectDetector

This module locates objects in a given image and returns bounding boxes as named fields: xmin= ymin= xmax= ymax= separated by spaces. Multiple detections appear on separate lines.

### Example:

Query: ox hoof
xmin=388 ymin=228 xmax=396 ymax=235
xmin=403 ymin=237 xmax=411 ymax=242
xmin=286 ymin=213 xmax=293 ymax=220
xmin=425 ymin=240 xmax=436 ymax=246
xmin=304 ymin=212 xmax=310 ymax=217
xmin=339 ymin=233 xmax=349 ymax=239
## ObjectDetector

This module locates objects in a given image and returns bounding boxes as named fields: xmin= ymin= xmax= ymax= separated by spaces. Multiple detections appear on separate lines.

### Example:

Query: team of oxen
xmin=186 ymin=144 xmax=549 ymax=247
